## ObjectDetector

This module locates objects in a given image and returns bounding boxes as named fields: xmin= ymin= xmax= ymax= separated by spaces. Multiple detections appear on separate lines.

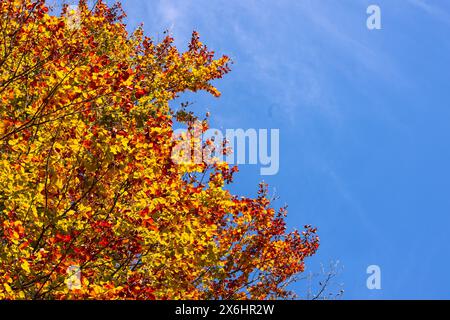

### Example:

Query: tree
xmin=0 ymin=0 xmax=319 ymax=299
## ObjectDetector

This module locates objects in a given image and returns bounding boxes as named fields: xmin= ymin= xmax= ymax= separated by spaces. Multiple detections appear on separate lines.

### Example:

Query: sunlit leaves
xmin=0 ymin=0 xmax=318 ymax=300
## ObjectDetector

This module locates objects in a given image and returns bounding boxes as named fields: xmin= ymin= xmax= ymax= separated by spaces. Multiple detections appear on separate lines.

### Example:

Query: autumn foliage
xmin=0 ymin=0 xmax=319 ymax=299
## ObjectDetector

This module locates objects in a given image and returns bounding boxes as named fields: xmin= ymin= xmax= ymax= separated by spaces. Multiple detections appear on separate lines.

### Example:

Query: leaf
xmin=21 ymin=261 xmax=31 ymax=274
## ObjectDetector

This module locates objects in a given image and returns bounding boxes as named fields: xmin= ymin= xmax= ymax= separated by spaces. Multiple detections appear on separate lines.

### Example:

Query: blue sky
xmin=118 ymin=0 xmax=450 ymax=299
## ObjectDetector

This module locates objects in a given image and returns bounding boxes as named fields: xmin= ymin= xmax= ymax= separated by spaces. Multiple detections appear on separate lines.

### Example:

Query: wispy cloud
xmin=407 ymin=0 xmax=450 ymax=25
xmin=158 ymin=0 xmax=179 ymax=24
xmin=124 ymin=0 xmax=406 ymax=128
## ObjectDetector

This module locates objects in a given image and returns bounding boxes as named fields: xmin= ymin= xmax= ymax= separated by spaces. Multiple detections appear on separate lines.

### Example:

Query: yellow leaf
xmin=56 ymin=70 xmax=65 ymax=79
xmin=12 ymin=231 xmax=20 ymax=240
xmin=31 ymin=206 xmax=38 ymax=219
xmin=4 ymin=284 xmax=13 ymax=294
xmin=21 ymin=260 xmax=31 ymax=274
xmin=110 ymin=145 xmax=119 ymax=155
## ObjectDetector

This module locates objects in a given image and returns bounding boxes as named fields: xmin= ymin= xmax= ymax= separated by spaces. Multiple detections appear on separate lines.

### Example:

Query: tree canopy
xmin=0 ymin=0 xmax=318 ymax=299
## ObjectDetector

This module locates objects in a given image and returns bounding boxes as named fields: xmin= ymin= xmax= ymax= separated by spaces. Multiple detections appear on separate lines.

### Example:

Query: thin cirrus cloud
xmin=149 ymin=1 xmax=404 ymax=126
xmin=115 ymin=1 xmax=418 ymax=128
xmin=407 ymin=0 xmax=450 ymax=25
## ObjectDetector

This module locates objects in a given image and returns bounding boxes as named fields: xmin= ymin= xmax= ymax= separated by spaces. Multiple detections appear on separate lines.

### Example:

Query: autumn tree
xmin=0 ymin=0 xmax=319 ymax=299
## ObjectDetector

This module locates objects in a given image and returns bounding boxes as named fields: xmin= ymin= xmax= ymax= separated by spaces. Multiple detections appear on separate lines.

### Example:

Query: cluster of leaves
xmin=0 ymin=0 xmax=319 ymax=299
